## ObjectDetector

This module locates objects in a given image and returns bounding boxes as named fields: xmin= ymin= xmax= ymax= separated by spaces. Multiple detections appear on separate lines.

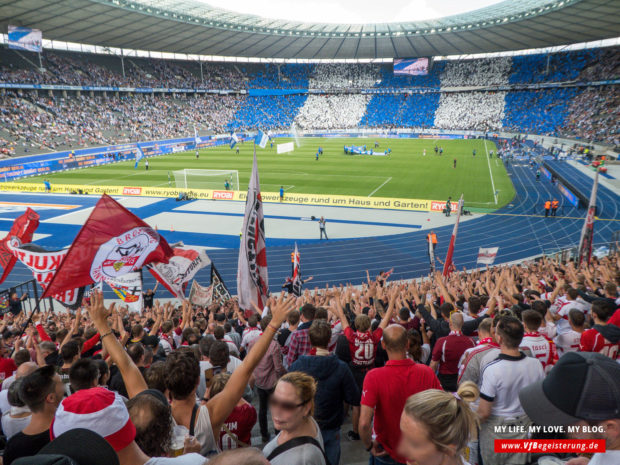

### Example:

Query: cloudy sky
xmin=197 ymin=0 xmax=503 ymax=24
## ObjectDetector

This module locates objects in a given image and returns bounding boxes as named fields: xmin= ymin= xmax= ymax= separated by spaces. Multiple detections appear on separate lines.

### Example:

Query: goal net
xmin=173 ymin=169 xmax=240 ymax=191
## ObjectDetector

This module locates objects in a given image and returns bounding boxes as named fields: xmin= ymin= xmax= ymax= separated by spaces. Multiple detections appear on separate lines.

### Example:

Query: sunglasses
xmin=269 ymin=397 xmax=310 ymax=411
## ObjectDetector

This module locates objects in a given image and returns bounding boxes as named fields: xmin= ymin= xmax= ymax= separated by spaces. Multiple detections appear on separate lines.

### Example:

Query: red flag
xmin=0 ymin=208 xmax=40 ymax=284
xmin=443 ymin=195 xmax=464 ymax=277
xmin=42 ymin=194 xmax=172 ymax=298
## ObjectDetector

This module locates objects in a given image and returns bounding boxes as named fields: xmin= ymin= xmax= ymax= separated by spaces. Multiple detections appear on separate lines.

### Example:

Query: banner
xmin=277 ymin=142 xmax=295 ymax=154
xmin=8 ymin=26 xmax=42 ymax=52
xmin=0 ymin=208 xmax=40 ymax=284
xmin=237 ymin=146 xmax=269 ymax=310
xmin=107 ymin=271 xmax=143 ymax=313
xmin=147 ymin=243 xmax=211 ymax=298
xmin=477 ymin=247 xmax=499 ymax=265
xmin=0 ymin=182 xmax=437 ymax=212
xmin=189 ymin=280 xmax=213 ymax=307
xmin=211 ymin=264 xmax=231 ymax=304
xmin=8 ymin=240 xmax=85 ymax=309
xmin=42 ymin=194 xmax=173 ymax=298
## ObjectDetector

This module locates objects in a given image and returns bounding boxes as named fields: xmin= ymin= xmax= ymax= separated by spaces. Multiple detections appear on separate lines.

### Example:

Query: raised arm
xmin=88 ymin=290 xmax=147 ymax=398
xmin=207 ymin=294 xmax=296 ymax=430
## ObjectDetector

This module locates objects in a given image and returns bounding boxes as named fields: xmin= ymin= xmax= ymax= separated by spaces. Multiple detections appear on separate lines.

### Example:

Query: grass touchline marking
xmin=368 ymin=177 xmax=392 ymax=197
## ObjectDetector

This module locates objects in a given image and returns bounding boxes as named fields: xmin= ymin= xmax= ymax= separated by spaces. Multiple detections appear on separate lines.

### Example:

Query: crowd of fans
xmin=0 ymin=251 xmax=617 ymax=465
xmin=294 ymin=95 xmax=371 ymax=130
xmin=0 ymin=47 xmax=619 ymax=150
xmin=308 ymin=64 xmax=380 ymax=90
xmin=440 ymin=57 xmax=511 ymax=87
xmin=0 ymin=92 xmax=243 ymax=153
xmin=564 ymin=86 xmax=620 ymax=147
xmin=434 ymin=91 xmax=507 ymax=131
xmin=360 ymin=93 xmax=440 ymax=129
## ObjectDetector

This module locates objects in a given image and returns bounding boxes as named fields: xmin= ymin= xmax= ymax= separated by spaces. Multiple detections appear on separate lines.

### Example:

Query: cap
xmin=51 ymin=387 xmax=136 ymax=452
xmin=519 ymin=352 xmax=620 ymax=427
xmin=14 ymin=429 xmax=120 ymax=465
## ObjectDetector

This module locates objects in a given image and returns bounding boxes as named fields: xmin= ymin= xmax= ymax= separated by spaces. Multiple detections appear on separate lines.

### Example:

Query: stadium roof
xmin=1 ymin=0 xmax=619 ymax=59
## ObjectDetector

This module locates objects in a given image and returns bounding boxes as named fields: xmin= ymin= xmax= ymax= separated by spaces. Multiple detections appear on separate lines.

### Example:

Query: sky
xmin=197 ymin=0 xmax=503 ymax=24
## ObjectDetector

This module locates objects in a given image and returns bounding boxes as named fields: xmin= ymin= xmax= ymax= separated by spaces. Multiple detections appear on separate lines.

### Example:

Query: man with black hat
xmin=519 ymin=352 xmax=620 ymax=465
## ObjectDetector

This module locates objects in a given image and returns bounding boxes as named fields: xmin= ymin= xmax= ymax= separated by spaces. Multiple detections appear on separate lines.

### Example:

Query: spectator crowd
xmin=0 ymin=47 xmax=618 ymax=151
xmin=0 ymin=249 xmax=617 ymax=465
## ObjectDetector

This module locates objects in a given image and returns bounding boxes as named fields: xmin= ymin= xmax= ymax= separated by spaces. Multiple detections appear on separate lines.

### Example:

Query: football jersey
xmin=344 ymin=327 xmax=383 ymax=367
xmin=580 ymin=328 xmax=619 ymax=360
xmin=554 ymin=330 xmax=582 ymax=356
xmin=520 ymin=332 xmax=557 ymax=372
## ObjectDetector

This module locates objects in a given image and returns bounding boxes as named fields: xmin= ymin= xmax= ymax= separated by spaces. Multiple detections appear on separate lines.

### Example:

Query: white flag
xmin=477 ymin=247 xmax=499 ymax=265
xmin=292 ymin=243 xmax=302 ymax=297
xmin=237 ymin=146 xmax=269 ymax=310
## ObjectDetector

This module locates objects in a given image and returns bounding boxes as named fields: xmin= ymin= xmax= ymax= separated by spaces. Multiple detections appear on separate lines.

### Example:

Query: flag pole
xmin=10 ymin=296 xmax=45 ymax=357
xmin=442 ymin=194 xmax=464 ymax=277
xmin=577 ymin=168 xmax=599 ymax=266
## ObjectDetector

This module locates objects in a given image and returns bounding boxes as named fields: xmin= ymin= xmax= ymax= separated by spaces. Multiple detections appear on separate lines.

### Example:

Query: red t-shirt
xmin=0 ymin=357 xmax=17 ymax=386
xmin=609 ymin=309 xmax=620 ymax=327
xmin=431 ymin=333 xmax=475 ymax=375
xmin=219 ymin=402 xmax=257 ymax=450
xmin=580 ymin=328 xmax=619 ymax=360
xmin=344 ymin=327 xmax=383 ymax=368
xmin=361 ymin=359 xmax=441 ymax=463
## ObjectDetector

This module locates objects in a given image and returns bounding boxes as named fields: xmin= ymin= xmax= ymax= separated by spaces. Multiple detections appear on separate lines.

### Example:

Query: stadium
xmin=0 ymin=0 xmax=619 ymax=464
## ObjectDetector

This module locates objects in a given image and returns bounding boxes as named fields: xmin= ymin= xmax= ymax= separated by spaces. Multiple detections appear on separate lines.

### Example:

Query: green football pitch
xmin=23 ymin=138 xmax=515 ymax=208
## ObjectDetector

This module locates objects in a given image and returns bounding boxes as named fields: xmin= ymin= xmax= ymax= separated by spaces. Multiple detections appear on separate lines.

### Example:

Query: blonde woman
xmin=262 ymin=372 xmax=327 ymax=465
xmin=398 ymin=382 xmax=480 ymax=465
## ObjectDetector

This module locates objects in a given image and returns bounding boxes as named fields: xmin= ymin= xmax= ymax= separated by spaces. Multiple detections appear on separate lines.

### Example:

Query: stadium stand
xmin=295 ymin=94 xmax=370 ymax=129
xmin=2 ymin=46 xmax=618 ymax=151
xmin=503 ymin=88 xmax=582 ymax=136
xmin=360 ymin=93 xmax=440 ymax=129
xmin=1 ymin=2 xmax=620 ymax=464
xmin=227 ymin=95 xmax=306 ymax=132
xmin=434 ymin=91 xmax=507 ymax=131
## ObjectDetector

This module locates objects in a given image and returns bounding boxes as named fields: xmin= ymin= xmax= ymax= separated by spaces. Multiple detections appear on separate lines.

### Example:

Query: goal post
xmin=172 ymin=169 xmax=240 ymax=191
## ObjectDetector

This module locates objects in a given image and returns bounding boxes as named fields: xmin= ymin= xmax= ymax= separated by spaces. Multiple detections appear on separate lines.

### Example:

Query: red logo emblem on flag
xmin=91 ymin=227 xmax=159 ymax=282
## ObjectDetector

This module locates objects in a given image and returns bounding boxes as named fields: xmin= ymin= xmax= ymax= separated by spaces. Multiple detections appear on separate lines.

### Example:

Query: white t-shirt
xmin=0 ymin=389 xmax=10 ymax=415
xmin=241 ymin=328 xmax=261 ymax=352
xmin=2 ymin=408 xmax=31 ymax=439
xmin=263 ymin=417 xmax=326 ymax=465
xmin=480 ymin=353 xmax=545 ymax=417
xmin=2 ymin=374 xmax=16 ymax=391
xmin=144 ymin=453 xmax=206 ymax=464
xmin=172 ymin=405 xmax=218 ymax=457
